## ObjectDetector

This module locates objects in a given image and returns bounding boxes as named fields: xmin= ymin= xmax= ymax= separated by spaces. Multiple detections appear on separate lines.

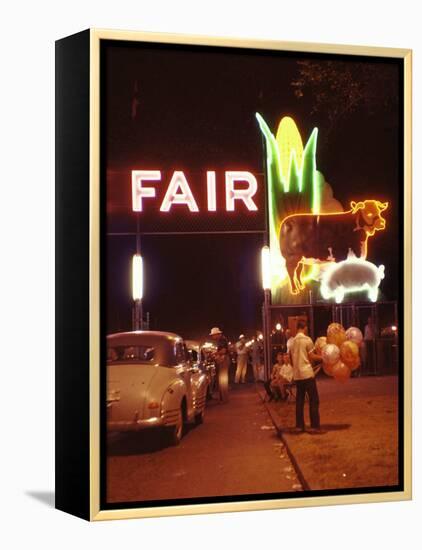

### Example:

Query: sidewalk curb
xmin=255 ymin=384 xmax=311 ymax=492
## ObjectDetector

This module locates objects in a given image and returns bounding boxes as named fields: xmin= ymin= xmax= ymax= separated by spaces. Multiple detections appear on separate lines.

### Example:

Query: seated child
xmin=277 ymin=353 xmax=294 ymax=400
xmin=264 ymin=352 xmax=293 ymax=401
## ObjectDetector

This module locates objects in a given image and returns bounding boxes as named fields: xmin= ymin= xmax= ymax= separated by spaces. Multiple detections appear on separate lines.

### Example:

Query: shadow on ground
xmin=320 ymin=423 xmax=351 ymax=431
xmin=107 ymin=417 xmax=210 ymax=457
xmin=26 ymin=491 xmax=55 ymax=508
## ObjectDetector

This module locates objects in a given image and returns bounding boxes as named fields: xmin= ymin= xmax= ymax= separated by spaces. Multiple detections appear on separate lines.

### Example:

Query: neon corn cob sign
xmin=256 ymin=113 xmax=320 ymax=294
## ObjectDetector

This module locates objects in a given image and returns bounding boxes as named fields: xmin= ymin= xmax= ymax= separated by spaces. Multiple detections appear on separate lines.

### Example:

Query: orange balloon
xmin=323 ymin=362 xmax=335 ymax=377
xmin=315 ymin=336 xmax=327 ymax=354
xmin=349 ymin=360 xmax=360 ymax=372
xmin=327 ymin=323 xmax=346 ymax=348
xmin=340 ymin=340 xmax=360 ymax=371
xmin=327 ymin=322 xmax=343 ymax=333
xmin=332 ymin=361 xmax=351 ymax=383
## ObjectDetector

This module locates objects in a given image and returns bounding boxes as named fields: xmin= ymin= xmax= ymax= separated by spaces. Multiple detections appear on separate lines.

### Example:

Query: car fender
xmin=160 ymin=379 xmax=187 ymax=426
xmin=197 ymin=372 xmax=208 ymax=395
xmin=141 ymin=366 xmax=177 ymax=418
xmin=191 ymin=372 xmax=208 ymax=413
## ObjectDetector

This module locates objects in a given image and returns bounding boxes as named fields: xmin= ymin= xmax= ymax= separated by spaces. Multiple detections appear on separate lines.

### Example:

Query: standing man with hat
xmin=290 ymin=320 xmax=324 ymax=434
xmin=210 ymin=327 xmax=230 ymax=402
xmin=235 ymin=334 xmax=248 ymax=384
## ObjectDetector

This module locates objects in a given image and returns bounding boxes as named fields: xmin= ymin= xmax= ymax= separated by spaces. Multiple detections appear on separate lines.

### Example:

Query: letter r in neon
xmin=225 ymin=171 xmax=258 ymax=211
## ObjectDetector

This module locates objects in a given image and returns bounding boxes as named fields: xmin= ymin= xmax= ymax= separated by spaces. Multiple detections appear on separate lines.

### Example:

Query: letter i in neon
xmin=207 ymin=171 xmax=217 ymax=211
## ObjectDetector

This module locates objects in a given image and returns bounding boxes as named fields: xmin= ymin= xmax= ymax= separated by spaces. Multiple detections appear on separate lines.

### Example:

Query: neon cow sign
xmin=132 ymin=170 xmax=258 ymax=212
xmin=279 ymin=199 xmax=388 ymax=294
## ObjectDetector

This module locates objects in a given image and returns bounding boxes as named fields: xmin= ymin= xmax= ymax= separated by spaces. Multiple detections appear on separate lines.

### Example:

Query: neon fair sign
xmin=132 ymin=171 xmax=259 ymax=213
xmin=129 ymin=115 xmax=388 ymax=304
xmin=256 ymin=114 xmax=388 ymax=301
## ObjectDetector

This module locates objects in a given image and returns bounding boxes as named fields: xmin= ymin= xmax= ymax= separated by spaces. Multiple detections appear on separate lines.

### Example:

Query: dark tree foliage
xmin=291 ymin=60 xmax=399 ymax=146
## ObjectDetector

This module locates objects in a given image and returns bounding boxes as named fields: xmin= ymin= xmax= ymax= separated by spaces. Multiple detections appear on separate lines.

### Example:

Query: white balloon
xmin=322 ymin=343 xmax=340 ymax=366
xmin=345 ymin=326 xmax=363 ymax=346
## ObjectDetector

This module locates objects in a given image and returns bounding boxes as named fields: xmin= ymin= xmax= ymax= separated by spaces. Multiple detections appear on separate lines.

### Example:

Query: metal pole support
xmin=132 ymin=300 xmax=143 ymax=331
xmin=263 ymin=289 xmax=272 ymax=381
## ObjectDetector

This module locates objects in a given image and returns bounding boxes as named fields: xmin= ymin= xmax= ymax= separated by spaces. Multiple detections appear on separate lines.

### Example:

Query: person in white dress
xmin=235 ymin=334 xmax=248 ymax=383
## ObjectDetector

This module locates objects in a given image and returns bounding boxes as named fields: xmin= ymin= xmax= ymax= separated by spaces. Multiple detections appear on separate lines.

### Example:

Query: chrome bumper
xmin=107 ymin=407 xmax=181 ymax=432
xmin=107 ymin=416 xmax=165 ymax=432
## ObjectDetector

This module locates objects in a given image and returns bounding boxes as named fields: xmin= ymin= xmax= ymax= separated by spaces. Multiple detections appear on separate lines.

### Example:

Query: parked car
xmin=107 ymin=331 xmax=208 ymax=445
xmin=185 ymin=340 xmax=217 ymax=399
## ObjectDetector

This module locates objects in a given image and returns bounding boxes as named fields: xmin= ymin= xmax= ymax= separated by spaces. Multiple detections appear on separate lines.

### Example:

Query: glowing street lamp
xmin=132 ymin=254 xmax=143 ymax=300
xmin=132 ymin=254 xmax=143 ymax=330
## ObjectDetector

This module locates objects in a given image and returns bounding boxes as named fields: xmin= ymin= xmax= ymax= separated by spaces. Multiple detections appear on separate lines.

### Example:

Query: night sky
xmin=102 ymin=41 xmax=402 ymax=341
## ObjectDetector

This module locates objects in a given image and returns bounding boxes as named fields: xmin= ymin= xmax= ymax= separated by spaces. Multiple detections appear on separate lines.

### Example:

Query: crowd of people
xmin=206 ymin=315 xmax=384 ymax=435
xmin=208 ymin=328 xmax=264 ymax=401
xmin=209 ymin=321 xmax=325 ymax=434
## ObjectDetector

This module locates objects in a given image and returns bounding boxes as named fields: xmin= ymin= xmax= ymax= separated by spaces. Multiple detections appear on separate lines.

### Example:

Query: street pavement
xmin=106 ymin=384 xmax=302 ymax=504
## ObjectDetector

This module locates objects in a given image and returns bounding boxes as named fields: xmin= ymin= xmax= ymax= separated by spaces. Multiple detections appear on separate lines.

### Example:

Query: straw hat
xmin=209 ymin=327 xmax=222 ymax=336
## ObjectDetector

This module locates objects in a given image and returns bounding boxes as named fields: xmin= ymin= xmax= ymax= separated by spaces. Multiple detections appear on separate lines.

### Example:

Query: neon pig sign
xmin=320 ymin=251 xmax=385 ymax=304
xmin=132 ymin=171 xmax=259 ymax=213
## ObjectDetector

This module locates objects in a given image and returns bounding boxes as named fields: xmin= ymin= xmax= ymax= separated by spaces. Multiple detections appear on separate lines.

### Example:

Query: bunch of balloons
xmin=317 ymin=323 xmax=363 ymax=382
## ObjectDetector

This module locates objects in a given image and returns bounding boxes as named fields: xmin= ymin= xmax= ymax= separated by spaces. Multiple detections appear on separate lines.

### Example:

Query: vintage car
xmin=185 ymin=340 xmax=217 ymax=398
xmin=107 ymin=331 xmax=208 ymax=445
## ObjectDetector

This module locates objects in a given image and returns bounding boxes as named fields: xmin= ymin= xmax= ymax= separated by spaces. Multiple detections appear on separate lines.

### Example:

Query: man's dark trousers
xmin=295 ymin=377 xmax=320 ymax=429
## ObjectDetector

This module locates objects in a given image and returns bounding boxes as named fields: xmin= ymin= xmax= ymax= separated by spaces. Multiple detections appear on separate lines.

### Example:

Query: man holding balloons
xmin=290 ymin=320 xmax=325 ymax=435
xmin=289 ymin=320 xmax=363 ymax=434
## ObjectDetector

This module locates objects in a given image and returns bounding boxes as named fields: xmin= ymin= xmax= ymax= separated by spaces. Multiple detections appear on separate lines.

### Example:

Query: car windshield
xmin=107 ymin=345 xmax=155 ymax=363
